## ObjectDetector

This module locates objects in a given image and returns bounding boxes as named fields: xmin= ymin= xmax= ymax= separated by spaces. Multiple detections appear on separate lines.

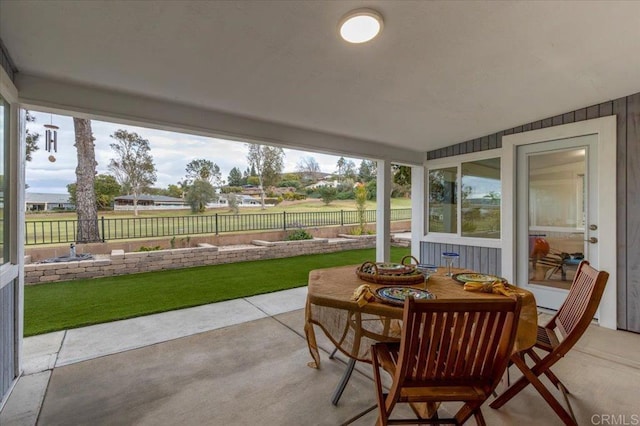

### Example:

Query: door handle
xmin=584 ymin=237 xmax=598 ymax=244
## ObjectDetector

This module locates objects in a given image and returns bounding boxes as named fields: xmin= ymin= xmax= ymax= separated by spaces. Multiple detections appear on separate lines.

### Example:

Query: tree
xmin=246 ymin=175 xmax=260 ymax=186
xmin=358 ymin=159 xmax=376 ymax=183
xmin=25 ymin=110 xmax=40 ymax=162
xmin=227 ymin=167 xmax=243 ymax=187
xmin=166 ymin=184 xmax=184 ymax=199
xmin=392 ymin=164 xmax=412 ymax=198
xmin=94 ymin=174 xmax=121 ymax=209
xmin=186 ymin=180 xmax=216 ymax=213
xmin=296 ymin=156 xmax=321 ymax=182
xmin=336 ymin=156 xmax=356 ymax=183
xmin=318 ymin=185 xmax=338 ymax=205
xmin=183 ymin=159 xmax=220 ymax=214
xmin=393 ymin=164 xmax=411 ymax=187
xmin=354 ymin=182 xmax=368 ymax=235
xmin=67 ymin=174 xmax=121 ymax=210
xmin=108 ymin=130 xmax=157 ymax=216
xmin=227 ymin=193 xmax=240 ymax=214
xmin=184 ymin=159 xmax=221 ymax=186
xmin=246 ymin=143 xmax=285 ymax=209
xmin=73 ymin=118 xmax=101 ymax=242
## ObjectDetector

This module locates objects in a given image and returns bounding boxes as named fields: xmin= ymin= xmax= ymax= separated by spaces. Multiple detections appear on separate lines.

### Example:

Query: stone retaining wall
xmin=25 ymin=236 xmax=383 ymax=285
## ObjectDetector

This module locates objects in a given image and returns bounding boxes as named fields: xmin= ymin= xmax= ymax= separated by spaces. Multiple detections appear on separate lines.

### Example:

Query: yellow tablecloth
xmin=305 ymin=265 xmax=538 ymax=369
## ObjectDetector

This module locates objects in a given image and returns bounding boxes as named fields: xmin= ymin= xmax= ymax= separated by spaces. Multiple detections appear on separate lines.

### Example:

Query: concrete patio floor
xmin=2 ymin=286 xmax=639 ymax=426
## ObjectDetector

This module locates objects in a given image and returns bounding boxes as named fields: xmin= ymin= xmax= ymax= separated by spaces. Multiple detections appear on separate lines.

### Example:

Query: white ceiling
xmin=2 ymin=0 xmax=640 ymax=157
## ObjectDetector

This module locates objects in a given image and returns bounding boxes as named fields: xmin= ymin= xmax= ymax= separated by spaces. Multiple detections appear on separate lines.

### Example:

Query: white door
xmin=516 ymin=135 xmax=598 ymax=310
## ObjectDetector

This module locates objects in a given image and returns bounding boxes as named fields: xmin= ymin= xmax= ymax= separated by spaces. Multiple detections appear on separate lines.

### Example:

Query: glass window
xmin=0 ymin=95 xmax=7 ymax=263
xmin=461 ymin=158 xmax=501 ymax=238
xmin=428 ymin=167 xmax=457 ymax=233
xmin=428 ymin=157 xmax=501 ymax=239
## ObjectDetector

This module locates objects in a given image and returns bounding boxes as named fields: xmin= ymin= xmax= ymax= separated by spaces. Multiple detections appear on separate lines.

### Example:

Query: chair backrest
xmin=395 ymin=297 xmax=522 ymax=391
xmin=553 ymin=260 xmax=609 ymax=346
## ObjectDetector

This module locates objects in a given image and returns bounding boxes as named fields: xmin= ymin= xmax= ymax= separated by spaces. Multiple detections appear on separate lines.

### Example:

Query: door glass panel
xmin=428 ymin=167 xmax=457 ymax=233
xmin=461 ymin=158 xmax=500 ymax=238
xmin=528 ymin=148 xmax=585 ymax=289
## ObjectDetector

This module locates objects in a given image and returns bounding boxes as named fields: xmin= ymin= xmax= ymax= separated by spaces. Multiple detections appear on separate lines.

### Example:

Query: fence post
xmin=283 ymin=211 xmax=287 ymax=231
xmin=101 ymin=216 xmax=106 ymax=242
xmin=340 ymin=210 xmax=344 ymax=226
xmin=215 ymin=213 xmax=219 ymax=235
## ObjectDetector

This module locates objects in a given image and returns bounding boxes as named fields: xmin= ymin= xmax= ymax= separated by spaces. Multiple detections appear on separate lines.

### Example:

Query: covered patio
xmin=2 ymin=1 xmax=640 ymax=424
xmin=2 ymin=288 xmax=639 ymax=425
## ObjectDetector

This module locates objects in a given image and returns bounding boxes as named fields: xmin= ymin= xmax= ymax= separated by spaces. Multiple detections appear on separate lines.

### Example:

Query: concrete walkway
xmin=1 ymin=287 xmax=309 ymax=426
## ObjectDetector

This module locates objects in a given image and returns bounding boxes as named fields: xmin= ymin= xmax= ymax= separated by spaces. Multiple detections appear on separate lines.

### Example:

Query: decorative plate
xmin=375 ymin=286 xmax=435 ymax=305
xmin=375 ymin=262 xmax=413 ymax=274
xmin=453 ymin=273 xmax=507 ymax=284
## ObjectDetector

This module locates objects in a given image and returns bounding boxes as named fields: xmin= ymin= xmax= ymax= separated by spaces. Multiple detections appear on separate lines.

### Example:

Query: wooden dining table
xmin=304 ymin=264 xmax=539 ymax=407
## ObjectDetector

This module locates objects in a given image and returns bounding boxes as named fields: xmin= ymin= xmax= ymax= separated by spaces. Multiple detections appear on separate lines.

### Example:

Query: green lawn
xmin=25 ymin=197 xmax=412 ymax=221
xmin=25 ymin=246 xmax=411 ymax=336
xmin=25 ymin=197 xmax=412 ymax=245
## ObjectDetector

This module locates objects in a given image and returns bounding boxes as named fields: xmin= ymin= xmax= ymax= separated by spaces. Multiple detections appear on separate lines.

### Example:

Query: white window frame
xmin=0 ymin=63 xmax=24 ymax=411
xmin=423 ymin=149 xmax=503 ymax=249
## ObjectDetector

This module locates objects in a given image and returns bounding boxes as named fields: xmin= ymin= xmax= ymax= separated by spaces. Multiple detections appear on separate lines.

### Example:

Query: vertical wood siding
xmin=427 ymin=93 xmax=640 ymax=332
xmin=420 ymin=242 xmax=501 ymax=276
xmin=0 ymin=282 xmax=16 ymax=401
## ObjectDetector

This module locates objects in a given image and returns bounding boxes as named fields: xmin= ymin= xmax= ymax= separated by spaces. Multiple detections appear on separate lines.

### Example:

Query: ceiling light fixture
xmin=339 ymin=9 xmax=383 ymax=44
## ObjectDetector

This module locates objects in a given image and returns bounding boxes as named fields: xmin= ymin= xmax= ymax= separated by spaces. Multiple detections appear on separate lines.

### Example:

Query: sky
xmin=25 ymin=111 xmax=361 ymax=194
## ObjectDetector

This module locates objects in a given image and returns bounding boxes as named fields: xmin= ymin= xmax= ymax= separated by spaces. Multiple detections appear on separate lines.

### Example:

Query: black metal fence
xmin=24 ymin=208 xmax=412 ymax=245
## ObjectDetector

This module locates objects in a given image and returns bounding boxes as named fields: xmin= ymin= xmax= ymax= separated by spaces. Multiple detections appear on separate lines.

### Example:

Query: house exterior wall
xmin=420 ymin=242 xmax=501 ymax=276
xmin=425 ymin=93 xmax=640 ymax=333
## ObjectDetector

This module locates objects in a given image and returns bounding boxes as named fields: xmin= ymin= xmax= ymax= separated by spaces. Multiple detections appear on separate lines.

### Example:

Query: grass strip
xmin=25 ymin=246 xmax=411 ymax=336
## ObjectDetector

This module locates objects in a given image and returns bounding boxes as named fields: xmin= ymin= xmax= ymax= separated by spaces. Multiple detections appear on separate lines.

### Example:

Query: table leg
xmin=331 ymin=358 xmax=356 ymax=405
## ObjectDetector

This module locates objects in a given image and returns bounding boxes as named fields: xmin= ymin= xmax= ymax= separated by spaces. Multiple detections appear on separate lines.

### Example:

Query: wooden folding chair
xmin=370 ymin=296 xmax=522 ymax=425
xmin=491 ymin=260 xmax=609 ymax=426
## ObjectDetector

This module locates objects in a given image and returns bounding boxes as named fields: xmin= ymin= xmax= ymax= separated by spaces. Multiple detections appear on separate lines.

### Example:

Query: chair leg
xmin=455 ymin=402 xmax=483 ymax=425
xmin=493 ymin=353 xmax=577 ymax=426
xmin=339 ymin=404 xmax=377 ymax=426
xmin=525 ymin=349 xmax=569 ymax=394
xmin=473 ymin=409 xmax=486 ymax=426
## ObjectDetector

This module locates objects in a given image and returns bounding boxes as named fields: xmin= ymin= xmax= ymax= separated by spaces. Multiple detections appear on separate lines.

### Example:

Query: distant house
xmin=25 ymin=193 xmax=75 ymax=211
xmin=113 ymin=195 xmax=188 ymax=211
xmin=213 ymin=194 xmax=261 ymax=207
xmin=305 ymin=178 xmax=339 ymax=190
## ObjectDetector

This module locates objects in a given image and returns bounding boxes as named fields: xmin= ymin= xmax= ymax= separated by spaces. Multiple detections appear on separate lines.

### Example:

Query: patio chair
xmin=490 ymin=260 xmax=609 ymax=426
xmin=368 ymin=296 xmax=522 ymax=425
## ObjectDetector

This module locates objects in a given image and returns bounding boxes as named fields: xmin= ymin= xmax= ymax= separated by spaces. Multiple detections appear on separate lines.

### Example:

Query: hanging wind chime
xmin=44 ymin=115 xmax=59 ymax=162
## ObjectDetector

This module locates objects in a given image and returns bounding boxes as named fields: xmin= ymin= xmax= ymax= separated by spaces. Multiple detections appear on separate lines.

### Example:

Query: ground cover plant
xmin=24 ymin=246 xmax=410 ymax=336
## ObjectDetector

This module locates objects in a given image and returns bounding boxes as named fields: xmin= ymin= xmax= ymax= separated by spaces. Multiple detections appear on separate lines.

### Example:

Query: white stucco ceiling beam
xmin=16 ymin=74 xmax=424 ymax=166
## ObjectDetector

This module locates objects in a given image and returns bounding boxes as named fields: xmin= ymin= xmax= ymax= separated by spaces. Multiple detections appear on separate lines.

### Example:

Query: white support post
xmin=376 ymin=159 xmax=391 ymax=262
xmin=410 ymin=165 xmax=425 ymax=261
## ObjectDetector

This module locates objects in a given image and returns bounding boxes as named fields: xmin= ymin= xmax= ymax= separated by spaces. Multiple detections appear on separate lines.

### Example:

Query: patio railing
xmin=24 ymin=208 xmax=412 ymax=245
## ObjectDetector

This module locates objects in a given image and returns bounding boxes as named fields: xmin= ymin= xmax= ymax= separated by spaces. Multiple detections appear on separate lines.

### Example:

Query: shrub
xmin=354 ymin=182 xmax=370 ymax=235
xmin=318 ymin=186 xmax=338 ymax=205
xmin=277 ymin=180 xmax=301 ymax=189
xmin=220 ymin=186 xmax=243 ymax=194
xmin=264 ymin=197 xmax=282 ymax=205
xmin=336 ymin=190 xmax=354 ymax=200
xmin=137 ymin=245 xmax=162 ymax=252
xmin=286 ymin=229 xmax=313 ymax=241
